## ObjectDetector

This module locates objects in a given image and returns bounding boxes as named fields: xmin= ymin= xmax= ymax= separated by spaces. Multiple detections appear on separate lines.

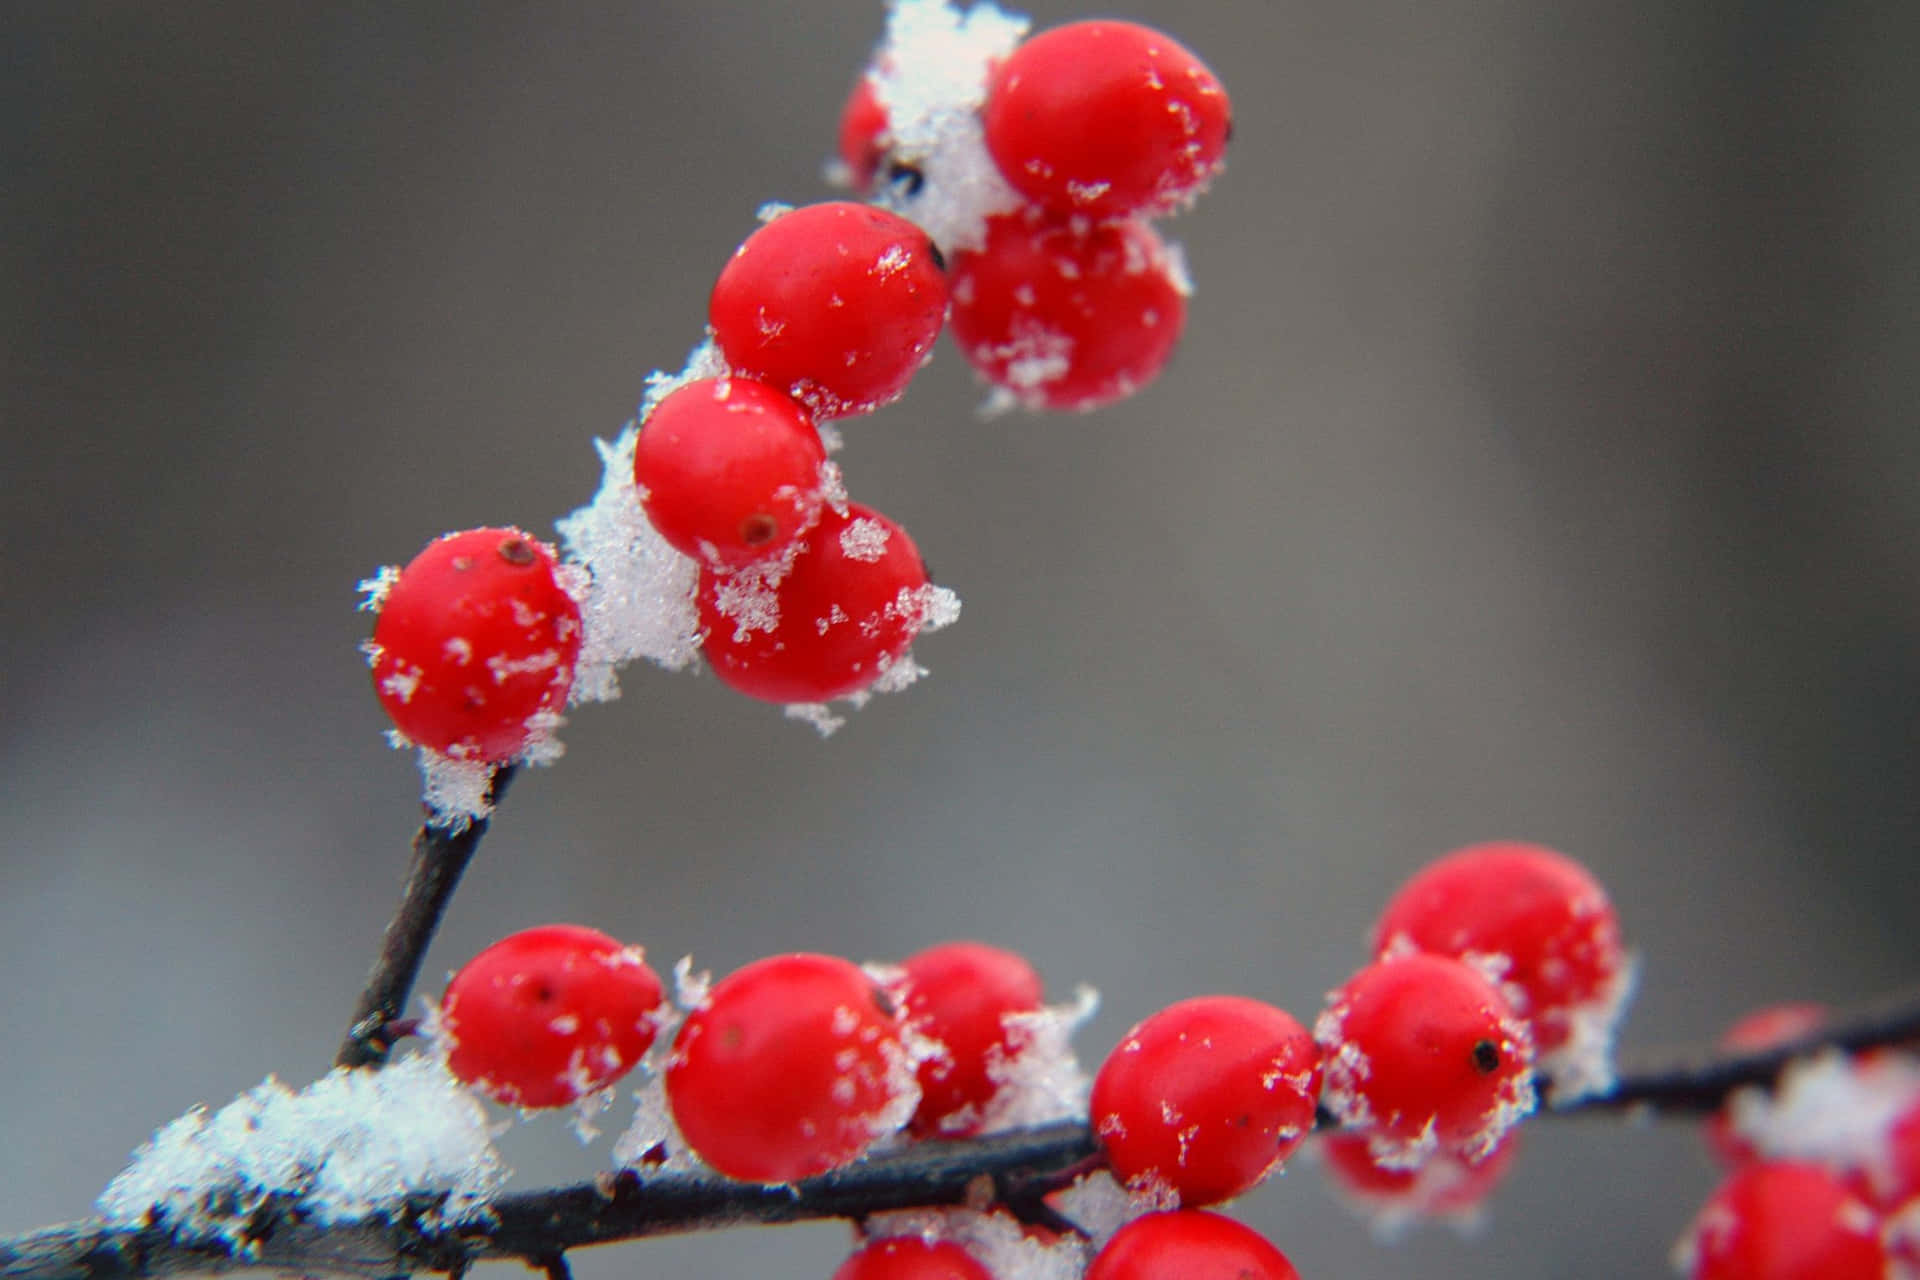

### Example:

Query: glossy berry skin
xmin=1315 ymin=952 xmax=1536 ymax=1169
xmin=1371 ymin=841 xmax=1626 ymax=1062
xmin=1317 ymin=1129 xmax=1520 ymax=1231
xmin=698 ymin=502 xmax=933 ymax=704
xmin=1091 ymin=995 xmax=1321 ymax=1206
xmin=633 ymin=376 xmax=827 ymax=568
xmin=1703 ymin=1004 xmax=1827 ymax=1168
xmin=948 ymin=212 xmax=1186 ymax=412
xmin=983 ymin=20 xmax=1230 ymax=219
xmin=833 ymin=1238 xmax=992 ymax=1280
xmin=1679 ymin=1161 xmax=1887 ymax=1279
xmin=836 ymin=73 xmax=889 ymax=194
xmin=665 ymin=952 xmax=908 ymax=1184
xmin=441 ymin=924 xmax=665 ymax=1109
xmin=899 ymin=941 xmax=1045 ymax=1137
xmin=708 ymin=202 xmax=948 ymax=419
xmin=368 ymin=527 xmax=582 ymax=761
xmin=1086 ymin=1210 xmax=1300 ymax=1280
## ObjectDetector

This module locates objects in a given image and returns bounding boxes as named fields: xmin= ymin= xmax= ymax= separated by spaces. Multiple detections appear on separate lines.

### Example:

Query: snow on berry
xmin=1371 ymin=840 xmax=1632 ymax=1101
xmin=439 ymin=924 xmax=667 ymax=1110
xmin=898 ymin=941 xmax=1046 ymax=1137
xmin=982 ymin=20 xmax=1231 ymax=220
xmin=708 ymin=202 xmax=949 ymax=420
xmin=1674 ymin=1160 xmax=1888 ymax=1279
xmin=1315 ymin=951 xmax=1536 ymax=1170
xmin=835 ymin=1236 xmax=995 ymax=1280
xmin=948 ymin=211 xmax=1189 ymax=412
xmin=664 ymin=952 xmax=921 ymax=1183
xmin=1085 ymin=1210 xmax=1301 ymax=1280
xmin=1090 ymin=995 xmax=1322 ymax=1206
xmin=697 ymin=502 xmax=954 ymax=706
xmin=1725 ymin=1048 xmax=1920 ymax=1197
xmin=863 ymin=0 xmax=1031 ymax=254
xmin=1315 ymin=1128 xmax=1521 ymax=1239
xmin=864 ymin=1207 xmax=1090 ymax=1280
xmin=1704 ymin=1003 xmax=1829 ymax=1167
xmin=364 ymin=527 xmax=583 ymax=765
xmin=632 ymin=375 xmax=830 ymax=569
xmin=976 ymin=982 xmax=1101 ymax=1132
xmin=97 ymin=1053 xmax=503 ymax=1240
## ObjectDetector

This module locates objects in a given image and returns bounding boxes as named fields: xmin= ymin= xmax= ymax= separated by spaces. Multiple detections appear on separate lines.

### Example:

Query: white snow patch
xmin=869 ymin=0 xmax=1030 ymax=254
xmin=979 ymin=984 xmax=1099 ymax=1132
xmin=98 ymin=1054 xmax=504 ymax=1240
xmin=1728 ymin=1048 xmax=1920 ymax=1182
xmin=863 ymin=1206 xmax=1090 ymax=1280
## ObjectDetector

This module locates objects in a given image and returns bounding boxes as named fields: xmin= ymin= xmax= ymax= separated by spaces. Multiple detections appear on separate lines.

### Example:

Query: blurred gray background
xmin=4 ymin=1 xmax=1916 ymax=1276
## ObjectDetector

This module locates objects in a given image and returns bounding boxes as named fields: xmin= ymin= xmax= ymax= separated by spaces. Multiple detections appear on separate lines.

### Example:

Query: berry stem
xmin=334 ymin=765 xmax=517 ymax=1070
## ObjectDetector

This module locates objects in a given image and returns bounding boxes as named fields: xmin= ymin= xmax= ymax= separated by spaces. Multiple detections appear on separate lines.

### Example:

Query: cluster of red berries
xmin=839 ymin=19 xmax=1228 ymax=411
xmin=432 ymin=840 xmax=1626 ymax=1276
xmin=1674 ymin=1003 xmax=1920 ymax=1277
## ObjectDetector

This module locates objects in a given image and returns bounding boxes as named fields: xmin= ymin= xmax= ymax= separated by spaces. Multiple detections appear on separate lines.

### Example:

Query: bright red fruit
xmin=899 ymin=941 xmax=1045 ymax=1137
xmin=948 ymin=212 xmax=1186 ymax=412
xmin=836 ymin=73 xmax=890 ymax=194
xmin=1703 ymin=1004 xmax=1828 ymax=1168
xmin=698 ymin=502 xmax=936 ymax=704
xmin=1091 ymin=995 xmax=1321 ymax=1206
xmin=1316 ymin=952 xmax=1536 ymax=1169
xmin=708 ymin=202 xmax=948 ymax=419
xmin=1317 ymin=1129 xmax=1520 ymax=1232
xmin=983 ymin=20 xmax=1231 ymax=219
xmin=368 ymin=527 xmax=582 ymax=761
xmin=1371 ymin=841 xmax=1628 ymax=1082
xmin=665 ymin=952 xmax=910 ymax=1183
xmin=1678 ymin=1161 xmax=1886 ymax=1279
xmin=833 ymin=1238 xmax=992 ymax=1280
xmin=633 ymin=376 xmax=827 ymax=568
xmin=441 ymin=924 xmax=665 ymax=1109
xmin=1086 ymin=1210 xmax=1300 ymax=1280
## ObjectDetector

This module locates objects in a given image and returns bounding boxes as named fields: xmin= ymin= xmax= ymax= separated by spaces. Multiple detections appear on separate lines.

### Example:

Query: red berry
xmin=698 ymin=502 xmax=936 ymax=704
xmin=633 ymin=376 xmax=828 ymax=568
xmin=834 ymin=1238 xmax=992 ymax=1280
xmin=899 ymin=941 xmax=1045 ymax=1137
xmin=1091 ymin=995 xmax=1321 ymax=1206
xmin=1875 ymin=1092 xmax=1920 ymax=1208
xmin=441 ymin=924 xmax=665 ymax=1109
xmin=665 ymin=952 xmax=910 ymax=1183
xmin=1678 ymin=1161 xmax=1886 ymax=1279
xmin=1086 ymin=1210 xmax=1300 ymax=1280
xmin=836 ymin=73 xmax=890 ymax=194
xmin=948 ymin=212 xmax=1186 ymax=412
xmin=708 ymin=202 xmax=948 ymax=419
xmin=1371 ymin=841 xmax=1628 ymax=1077
xmin=983 ymin=20 xmax=1230 ymax=219
xmin=1703 ymin=1004 xmax=1828 ymax=1168
xmin=368 ymin=527 xmax=582 ymax=762
xmin=1315 ymin=952 xmax=1536 ymax=1168
xmin=1317 ymin=1129 xmax=1521 ymax=1231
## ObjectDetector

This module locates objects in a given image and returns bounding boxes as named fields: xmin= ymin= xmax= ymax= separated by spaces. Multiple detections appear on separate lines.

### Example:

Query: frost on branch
xmin=97 ymin=1053 xmax=503 ymax=1242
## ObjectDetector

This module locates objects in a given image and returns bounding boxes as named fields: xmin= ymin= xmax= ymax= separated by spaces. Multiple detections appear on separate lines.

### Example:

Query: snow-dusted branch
xmin=0 ymin=1123 xmax=1099 ymax=1280
xmin=335 ymin=766 xmax=515 ymax=1070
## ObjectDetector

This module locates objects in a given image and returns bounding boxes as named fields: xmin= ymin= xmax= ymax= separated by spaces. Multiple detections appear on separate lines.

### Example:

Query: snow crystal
xmin=355 ymin=565 xmax=401 ymax=613
xmin=978 ymin=984 xmax=1100 ymax=1132
xmin=1539 ymin=951 xmax=1638 ymax=1105
xmin=97 ymin=1054 xmax=504 ymax=1240
xmin=418 ymin=751 xmax=498 ymax=827
xmin=869 ymin=0 xmax=1030 ymax=254
xmin=786 ymin=702 xmax=849 ymax=737
xmin=840 ymin=516 xmax=894 ymax=562
xmin=864 ymin=1206 xmax=1090 ymax=1280
xmin=671 ymin=955 xmax=713 ymax=1011
xmin=1051 ymin=1170 xmax=1174 ymax=1249
xmin=1728 ymin=1048 xmax=1920 ymax=1179
xmin=553 ymin=422 xmax=703 ymax=702
xmin=611 ymin=1070 xmax=703 ymax=1174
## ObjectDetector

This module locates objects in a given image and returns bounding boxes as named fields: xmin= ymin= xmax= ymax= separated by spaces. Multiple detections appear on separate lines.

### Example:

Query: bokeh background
xmin=4 ymin=1 xmax=1917 ymax=1276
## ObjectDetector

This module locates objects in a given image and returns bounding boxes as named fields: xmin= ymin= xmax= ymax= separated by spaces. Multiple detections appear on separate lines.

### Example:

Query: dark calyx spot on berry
xmin=741 ymin=513 xmax=779 ymax=546
xmin=886 ymin=161 xmax=924 ymax=198
xmin=496 ymin=536 xmax=536 ymax=566
xmin=1471 ymin=1039 xmax=1501 ymax=1074
xmin=870 ymin=984 xmax=897 ymax=1019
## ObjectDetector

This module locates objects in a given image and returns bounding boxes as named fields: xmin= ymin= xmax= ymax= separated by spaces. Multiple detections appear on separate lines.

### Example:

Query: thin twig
xmin=334 ymin=766 xmax=517 ymax=1070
